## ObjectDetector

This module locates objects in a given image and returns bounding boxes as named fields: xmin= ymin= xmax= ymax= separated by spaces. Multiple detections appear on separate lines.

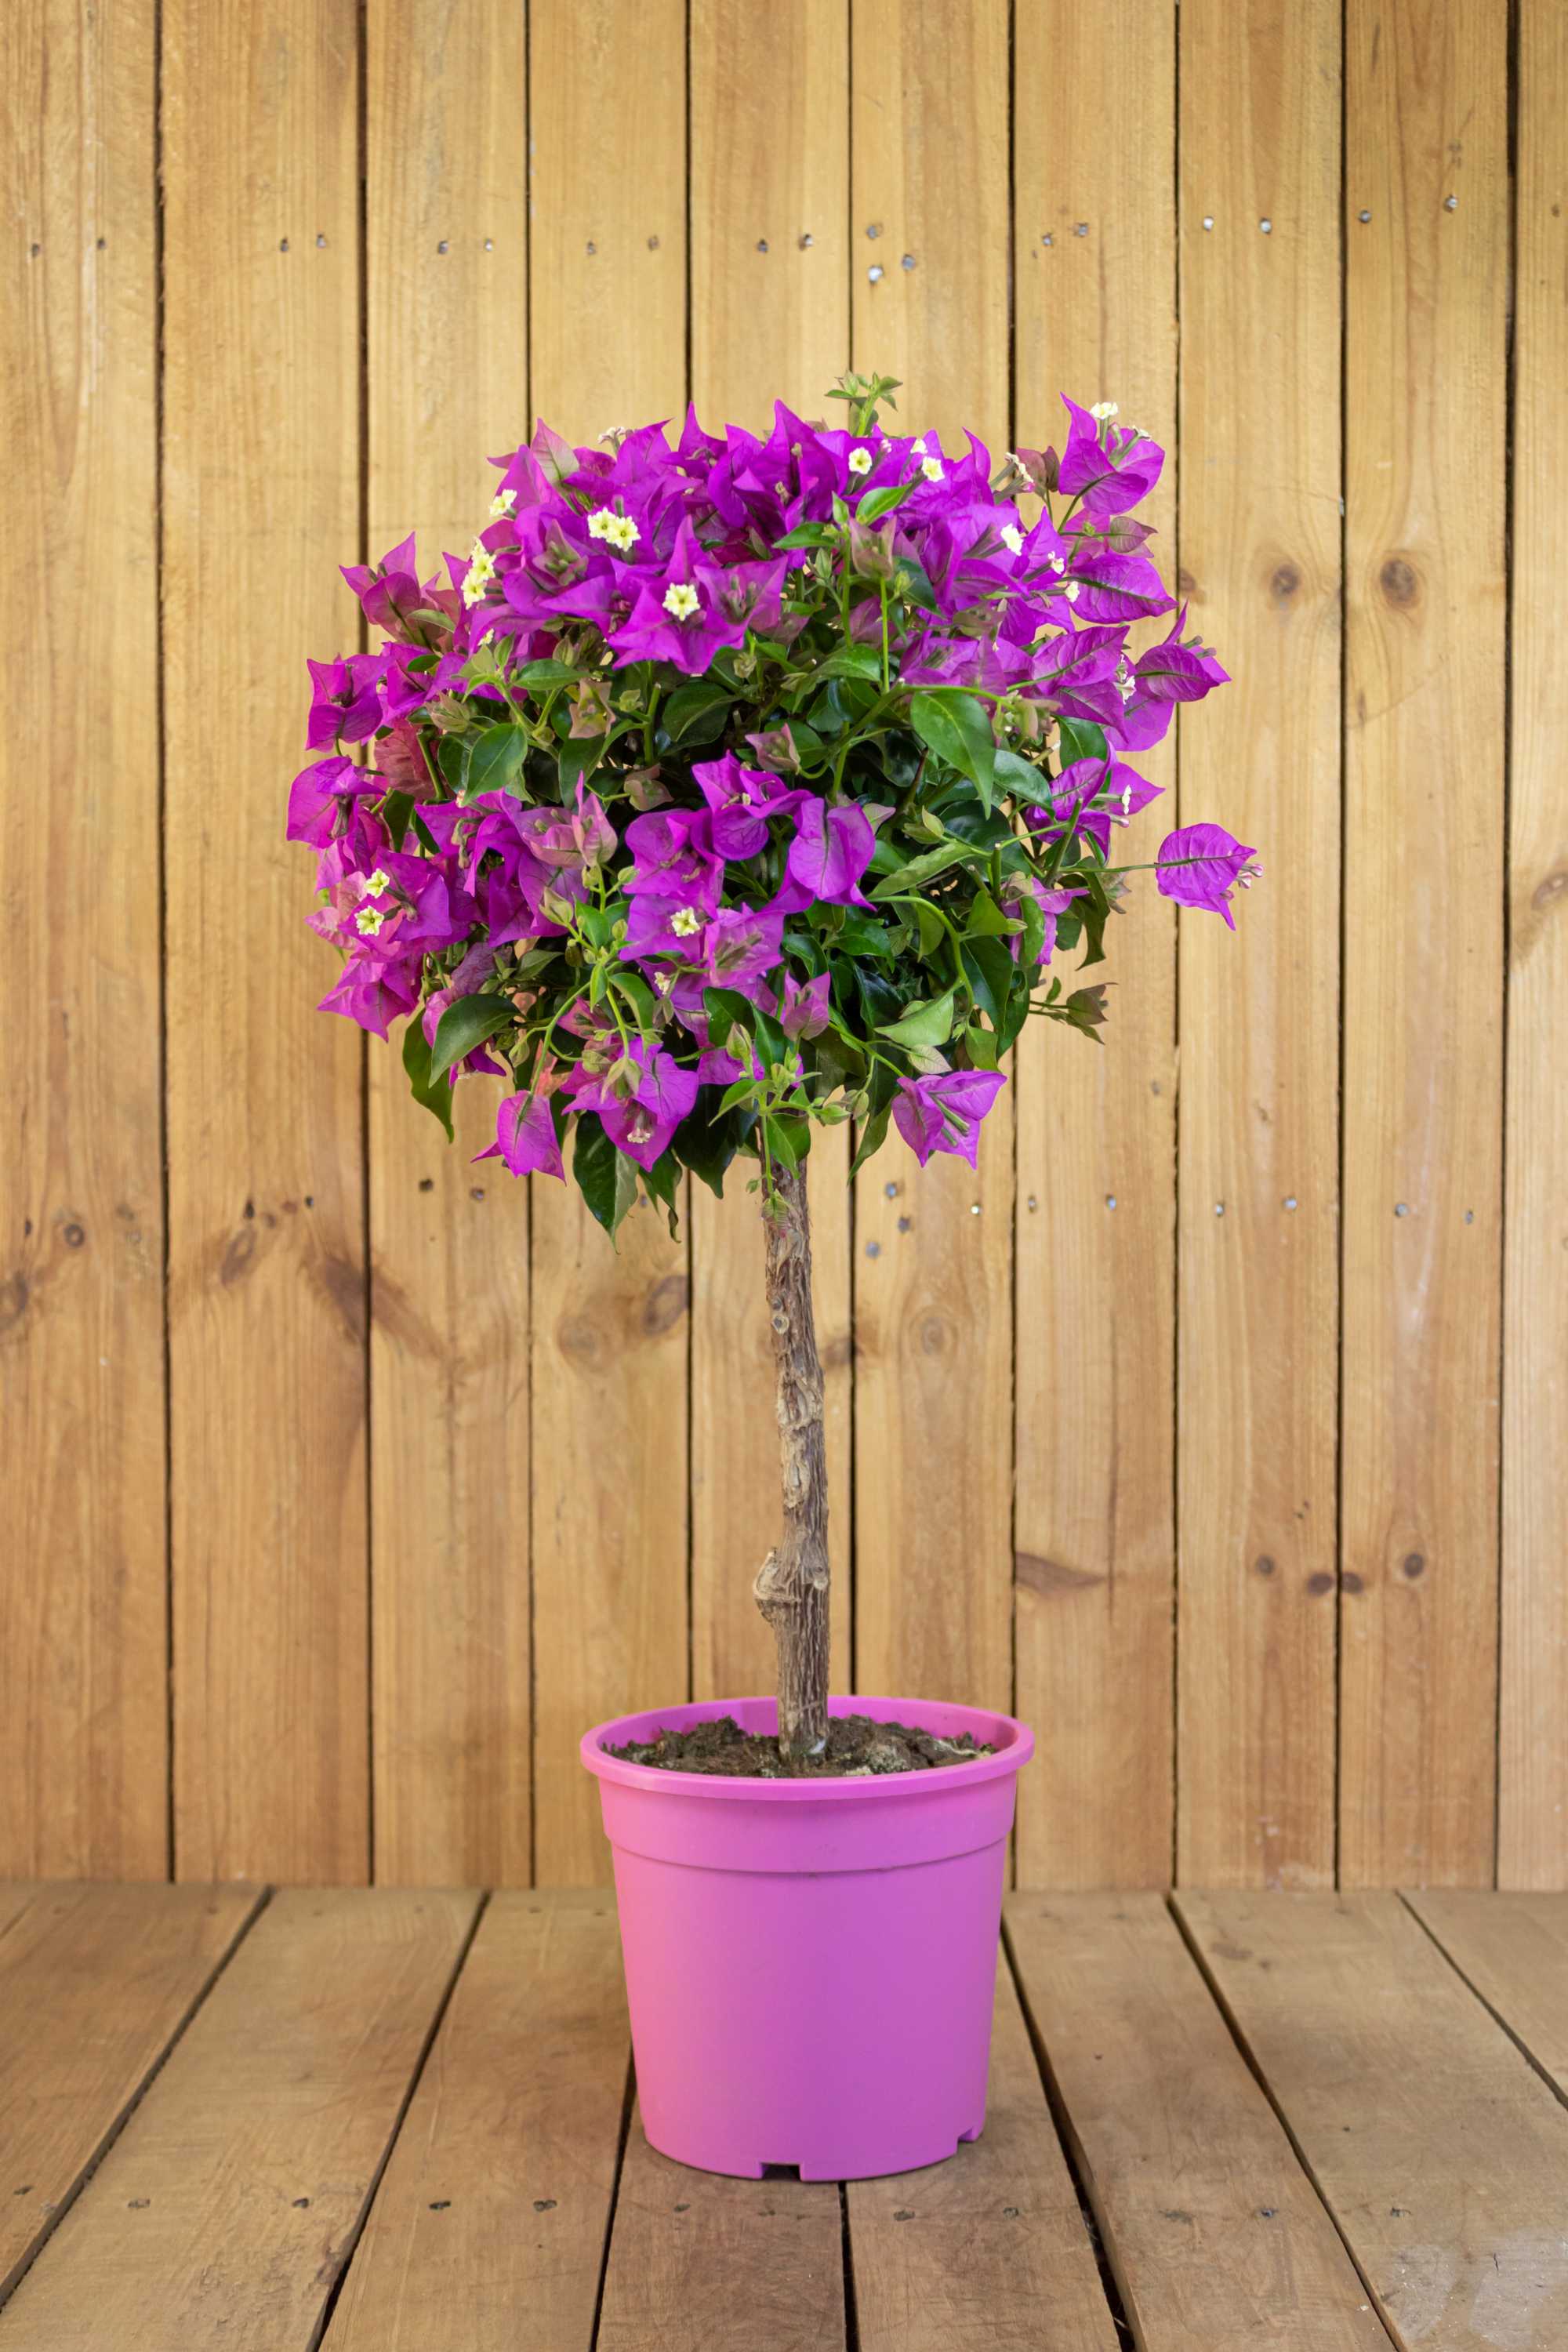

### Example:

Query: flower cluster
xmin=289 ymin=373 xmax=1252 ymax=1234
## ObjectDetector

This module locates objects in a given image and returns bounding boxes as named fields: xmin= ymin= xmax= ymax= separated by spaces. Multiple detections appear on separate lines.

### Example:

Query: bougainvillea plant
xmin=289 ymin=371 xmax=1252 ymax=1764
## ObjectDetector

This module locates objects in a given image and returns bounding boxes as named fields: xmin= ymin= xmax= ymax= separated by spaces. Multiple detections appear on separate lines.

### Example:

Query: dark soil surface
xmin=604 ymin=1711 xmax=994 ymax=1779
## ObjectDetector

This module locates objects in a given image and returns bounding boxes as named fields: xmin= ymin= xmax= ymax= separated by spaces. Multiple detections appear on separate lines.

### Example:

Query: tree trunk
xmin=753 ymin=1163 xmax=831 ymax=1762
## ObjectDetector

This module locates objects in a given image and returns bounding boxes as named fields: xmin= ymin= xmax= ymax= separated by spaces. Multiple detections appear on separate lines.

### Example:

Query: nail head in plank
xmin=1178 ymin=1891 xmax=1568 ymax=2349
xmin=323 ymin=1892 xmax=628 ymax=2350
xmin=597 ymin=2103 xmax=846 ymax=2352
xmin=848 ymin=1955 xmax=1119 ymax=2352
xmin=0 ymin=1883 xmax=261 ymax=2299
xmin=0 ymin=1888 xmax=476 ymax=2349
xmin=1007 ymin=1894 xmax=1388 ymax=2350
xmin=1403 ymin=1891 xmax=1568 ymax=2102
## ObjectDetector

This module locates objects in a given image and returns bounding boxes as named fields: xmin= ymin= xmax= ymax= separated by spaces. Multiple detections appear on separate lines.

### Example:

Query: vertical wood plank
xmin=0 ymin=1883 xmax=261 ymax=2297
xmin=365 ymin=0 xmax=532 ymax=1888
xmin=325 ymin=1893 xmax=628 ymax=2350
xmin=0 ymin=1889 xmax=476 ymax=2349
xmin=1 ymin=0 xmax=167 ymax=1878
xmin=1178 ymin=1891 xmax=1568 ymax=2348
xmin=688 ymin=0 xmax=852 ymax=1705
xmin=163 ymin=1 xmax=368 ymax=1882
xmin=528 ymin=0 xmax=690 ymax=1884
xmin=850 ymin=0 xmax=1015 ymax=1718
xmin=1011 ymin=0 xmax=1179 ymax=1889
xmin=1176 ymin=0 xmax=1343 ymax=1886
xmin=1338 ymin=0 xmax=1507 ymax=1888
xmin=1499 ymin=0 xmax=1568 ymax=1892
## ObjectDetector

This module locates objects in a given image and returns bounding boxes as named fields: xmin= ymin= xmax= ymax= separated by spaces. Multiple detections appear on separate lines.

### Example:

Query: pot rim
xmin=580 ymin=1693 xmax=1033 ymax=1800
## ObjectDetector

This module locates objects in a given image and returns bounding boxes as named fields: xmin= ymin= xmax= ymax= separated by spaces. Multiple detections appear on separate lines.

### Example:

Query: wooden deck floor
xmin=0 ymin=1888 xmax=1565 ymax=2348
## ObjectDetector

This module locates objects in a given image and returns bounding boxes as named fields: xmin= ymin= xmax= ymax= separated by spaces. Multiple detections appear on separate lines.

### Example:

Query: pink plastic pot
xmin=580 ymin=1693 xmax=1033 ymax=2180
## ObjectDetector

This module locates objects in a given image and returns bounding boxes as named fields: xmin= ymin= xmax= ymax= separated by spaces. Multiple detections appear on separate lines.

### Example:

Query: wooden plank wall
xmin=4 ymin=0 xmax=1558 ymax=1892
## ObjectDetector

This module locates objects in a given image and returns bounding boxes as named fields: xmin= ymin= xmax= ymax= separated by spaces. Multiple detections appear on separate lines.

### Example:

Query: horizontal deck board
xmin=324 ymin=1891 xmax=628 ymax=2350
xmin=0 ymin=1888 xmax=476 ymax=2349
xmin=1007 ymin=1893 xmax=1388 ymax=2350
xmin=597 ymin=2103 xmax=847 ymax=2352
xmin=1403 ymin=1890 xmax=1568 ymax=2103
xmin=848 ymin=1957 xmax=1118 ymax=2352
xmin=0 ymin=1881 xmax=261 ymax=2299
xmin=1177 ymin=1891 xmax=1568 ymax=2349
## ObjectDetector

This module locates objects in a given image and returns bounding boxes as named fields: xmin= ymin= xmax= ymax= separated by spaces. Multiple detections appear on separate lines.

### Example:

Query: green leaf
xmin=671 ymin=1093 xmax=753 ymax=1196
xmin=960 ymin=937 xmax=1015 ymax=1029
xmin=855 ymin=478 xmax=920 ymax=524
xmin=1056 ymin=717 xmax=1109 ymax=771
xmin=378 ymin=788 xmax=415 ymax=849
xmin=572 ymin=1113 xmax=639 ymax=1240
xmin=993 ymin=745 xmax=1048 ymax=801
xmin=772 ymin=521 xmax=836 ymax=550
xmin=558 ymin=733 xmax=605 ymax=793
xmin=962 ymin=886 xmax=1019 ymax=940
xmin=662 ymin=678 xmax=735 ymax=743
xmin=877 ymin=987 xmax=956 ymax=1051
xmin=513 ymin=656 xmax=579 ymax=686
xmin=429 ymin=993 xmax=516 ymax=1083
xmin=817 ymin=644 xmax=884 ymax=682
xmin=827 ymin=909 xmax=898 ymax=957
xmin=463 ymin=723 xmax=526 ymax=799
xmin=908 ymin=690 xmax=996 ymax=808
xmin=641 ymin=1146 xmax=683 ymax=1238
xmin=869 ymin=838 xmax=976 ymax=898
xmin=848 ymin=1098 xmax=895 ymax=1178
xmin=401 ymin=1016 xmax=453 ymax=1141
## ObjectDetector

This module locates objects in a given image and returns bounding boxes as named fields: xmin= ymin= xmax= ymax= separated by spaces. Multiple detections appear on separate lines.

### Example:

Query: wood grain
xmin=325 ymin=1891 xmax=628 ymax=2350
xmin=162 ymin=0 xmax=369 ymax=1883
xmin=1175 ymin=0 xmax=1343 ymax=1887
xmin=0 ymin=1888 xmax=475 ymax=2348
xmin=1011 ymin=0 xmax=1179 ymax=1889
xmin=1403 ymin=1890 xmax=1568 ymax=2099
xmin=597 ymin=2105 xmax=846 ymax=2352
xmin=1499 ymin=0 xmax=1568 ymax=1893
xmin=0 ymin=1883 xmax=259 ymax=2296
xmin=1 ymin=0 xmax=167 ymax=1879
xmin=848 ymin=1957 xmax=1117 ymax=2352
xmin=526 ymin=0 xmax=691 ymax=1886
xmin=1179 ymin=1890 xmax=1568 ymax=2349
xmin=1007 ymin=1893 xmax=1388 ymax=2349
xmin=365 ymin=0 xmax=533 ymax=1889
xmin=850 ymin=0 xmax=1016 ymax=1719
xmin=1338 ymin=0 xmax=1508 ymax=1889
xmin=688 ymin=0 xmax=853 ymax=1705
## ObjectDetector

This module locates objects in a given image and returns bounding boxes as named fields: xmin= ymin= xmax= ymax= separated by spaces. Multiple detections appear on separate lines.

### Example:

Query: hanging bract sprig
xmin=289 ymin=373 xmax=1253 ymax=1235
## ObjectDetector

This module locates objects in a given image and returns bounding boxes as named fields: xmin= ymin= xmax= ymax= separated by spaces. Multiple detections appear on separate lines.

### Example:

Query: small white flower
xmin=1048 ymin=553 xmax=1066 ymax=575
xmin=587 ymin=506 xmax=615 ymax=541
xmin=354 ymin=906 xmax=388 ymax=937
xmin=1000 ymin=522 xmax=1024 ymax=554
xmin=361 ymin=868 xmax=392 ymax=898
xmin=1090 ymin=400 xmax=1120 ymax=421
xmin=488 ymin=488 xmax=516 ymax=517
xmin=670 ymin=906 xmax=704 ymax=937
xmin=1118 ymin=676 xmax=1136 ymax=705
xmin=663 ymin=581 xmax=700 ymax=621
xmin=1065 ymin=581 xmax=1080 ymax=603
xmin=910 ymin=435 xmax=927 ymax=456
xmin=848 ymin=447 xmax=873 ymax=477
xmin=607 ymin=514 xmax=640 ymax=551
xmin=920 ymin=456 xmax=944 ymax=483
xmin=462 ymin=540 xmax=495 ymax=606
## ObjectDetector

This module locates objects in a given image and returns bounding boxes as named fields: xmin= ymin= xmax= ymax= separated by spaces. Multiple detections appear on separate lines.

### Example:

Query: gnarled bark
xmin=753 ymin=1164 xmax=830 ymax=1762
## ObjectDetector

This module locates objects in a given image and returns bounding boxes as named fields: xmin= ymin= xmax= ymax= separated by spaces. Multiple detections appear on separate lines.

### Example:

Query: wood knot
xmin=0 ymin=1273 xmax=27 ymax=1334
xmin=641 ymin=1272 xmax=688 ymax=1336
xmin=1533 ymin=869 xmax=1568 ymax=913
xmin=1305 ymin=1570 xmax=1334 ymax=1596
xmin=1254 ymin=1554 xmax=1276 ymax=1577
xmin=1269 ymin=562 xmax=1301 ymax=602
xmin=1403 ymin=1551 xmax=1425 ymax=1579
xmin=557 ymin=1312 xmax=603 ymax=1367
xmin=916 ymin=1312 xmax=948 ymax=1356
xmin=1341 ymin=1570 xmax=1365 ymax=1595
xmin=1378 ymin=555 xmax=1419 ymax=608
xmin=220 ymin=1226 xmax=256 ymax=1286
